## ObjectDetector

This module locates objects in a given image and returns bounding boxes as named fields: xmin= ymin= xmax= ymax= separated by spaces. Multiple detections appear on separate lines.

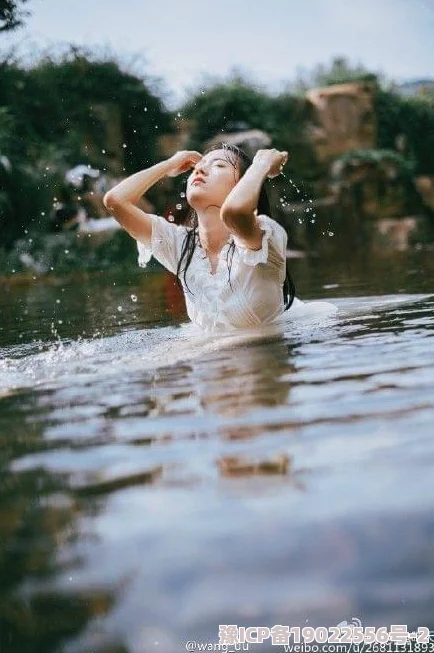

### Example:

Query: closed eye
xmin=192 ymin=158 xmax=228 ymax=172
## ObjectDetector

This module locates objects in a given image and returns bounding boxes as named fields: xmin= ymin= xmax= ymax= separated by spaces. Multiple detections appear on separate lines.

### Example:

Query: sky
xmin=1 ymin=0 xmax=434 ymax=107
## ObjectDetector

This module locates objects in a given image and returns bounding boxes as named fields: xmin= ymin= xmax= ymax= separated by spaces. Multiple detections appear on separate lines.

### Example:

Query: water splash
xmin=1 ymin=294 xmax=430 ymax=397
xmin=280 ymin=171 xmax=333 ymax=233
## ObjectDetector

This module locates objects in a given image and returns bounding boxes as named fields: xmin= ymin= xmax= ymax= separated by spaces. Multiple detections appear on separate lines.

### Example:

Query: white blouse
xmin=136 ymin=214 xmax=291 ymax=331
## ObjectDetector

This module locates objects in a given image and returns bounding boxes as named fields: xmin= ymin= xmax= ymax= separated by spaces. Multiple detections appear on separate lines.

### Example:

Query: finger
xmin=184 ymin=153 xmax=201 ymax=168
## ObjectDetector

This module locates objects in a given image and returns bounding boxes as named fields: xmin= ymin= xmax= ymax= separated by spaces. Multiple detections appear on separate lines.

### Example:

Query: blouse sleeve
xmin=136 ymin=215 xmax=186 ymax=275
xmin=232 ymin=214 xmax=287 ymax=271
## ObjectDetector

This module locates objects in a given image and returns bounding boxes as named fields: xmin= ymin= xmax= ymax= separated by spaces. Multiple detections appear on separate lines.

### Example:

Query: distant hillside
xmin=395 ymin=79 xmax=434 ymax=97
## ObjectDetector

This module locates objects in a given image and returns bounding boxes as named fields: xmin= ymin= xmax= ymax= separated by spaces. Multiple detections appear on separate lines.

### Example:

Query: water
xmin=1 ymin=249 xmax=434 ymax=653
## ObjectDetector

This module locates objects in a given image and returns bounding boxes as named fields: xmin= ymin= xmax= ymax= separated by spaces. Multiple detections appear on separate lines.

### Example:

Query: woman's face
xmin=186 ymin=149 xmax=241 ymax=210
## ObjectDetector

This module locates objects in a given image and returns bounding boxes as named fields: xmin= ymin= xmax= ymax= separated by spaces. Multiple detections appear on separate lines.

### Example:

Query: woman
xmin=104 ymin=143 xmax=328 ymax=330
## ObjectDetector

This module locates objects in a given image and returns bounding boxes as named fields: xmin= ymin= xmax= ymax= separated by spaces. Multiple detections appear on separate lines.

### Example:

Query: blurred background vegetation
xmin=1 ymin=0 xmax=434 ymax=274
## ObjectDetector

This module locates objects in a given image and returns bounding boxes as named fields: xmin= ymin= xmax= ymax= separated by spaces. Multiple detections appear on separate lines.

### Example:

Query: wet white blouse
xmin=136 ymin=213 xmax=290 ymax=331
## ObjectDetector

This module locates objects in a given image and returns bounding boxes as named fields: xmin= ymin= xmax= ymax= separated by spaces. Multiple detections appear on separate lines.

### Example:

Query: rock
xmin=330 ymin=152 xmax=415 ymax=220
xmin=374 ymin=214 xmax=434 ymax=250
xmin=374 ymin=217 xmax=420 ymax=250
xmin=305 ymin=82 xmax=377 ymax=167
xmin=414 ymin=176 xmax=434 ymax=211
xmin=206 ymin=129 xmax=272 ymax=158
xmin=158 ymin=119 xmax=194 ymax=158
xmin=217 ymin=454 xmax=290 ymax=478
xmin=85 ymin=103 xmax=124 ymax=175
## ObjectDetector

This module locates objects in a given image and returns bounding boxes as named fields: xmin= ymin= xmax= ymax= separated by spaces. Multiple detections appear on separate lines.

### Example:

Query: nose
xmin=194 ymin=160 xmax=207 ymax=175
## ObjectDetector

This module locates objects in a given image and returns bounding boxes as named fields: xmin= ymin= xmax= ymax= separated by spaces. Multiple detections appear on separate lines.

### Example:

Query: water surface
xmin=1 ymin=249 xmax=434 ymax=652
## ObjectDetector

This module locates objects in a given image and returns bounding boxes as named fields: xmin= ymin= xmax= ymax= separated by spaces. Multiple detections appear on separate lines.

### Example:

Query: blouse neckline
xmin=194 ymin=232 xmax=234 ymax=277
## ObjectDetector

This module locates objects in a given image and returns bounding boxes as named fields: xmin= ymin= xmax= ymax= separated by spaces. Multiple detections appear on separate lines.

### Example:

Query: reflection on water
xmin=1 ymin=250 xmax=434 ymax=652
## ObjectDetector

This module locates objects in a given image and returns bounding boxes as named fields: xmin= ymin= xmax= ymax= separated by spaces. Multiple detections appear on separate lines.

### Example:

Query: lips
xmin=192 ymin=177 xmax=205 ymax=185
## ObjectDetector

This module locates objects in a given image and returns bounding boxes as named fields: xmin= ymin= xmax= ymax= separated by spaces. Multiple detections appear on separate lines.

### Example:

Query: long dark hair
xmin=175 ymin=142 xmax=295 ymax=311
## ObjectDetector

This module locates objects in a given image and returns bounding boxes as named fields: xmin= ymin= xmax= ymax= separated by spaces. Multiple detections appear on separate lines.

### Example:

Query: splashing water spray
xmin=280 ymin=171 xmax=334 ymax=238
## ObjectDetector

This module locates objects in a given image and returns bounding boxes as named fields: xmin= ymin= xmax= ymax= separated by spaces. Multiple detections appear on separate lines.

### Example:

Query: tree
xmin=181 ymin=74 xmax=274 ymax=148
xmin=292 ymin=56 xmax=379 ymax=94
xmin=181 ymin=75 xmax=315 ymax=181
xmin=0 ymin=48 xmax=174 ymax=247
xmin=0 ymin=0 xmax=29 ymax=33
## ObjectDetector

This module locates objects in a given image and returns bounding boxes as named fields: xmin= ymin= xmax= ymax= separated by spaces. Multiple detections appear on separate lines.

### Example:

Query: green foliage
xmin=180 ymin=76 xmax=274 ymax=148
xmin=0 ymin=106 xmax=14 ymax=150
xmin=293 ymin=56 xmax=380 ymax=94
xmin=0 ymin=49 xmax=173 ymax=171
xmin=0 ymin=147 xmax=54 ymax=248
xmin=0 ymin=48 xmax=173 ymax=247
xmin=376 ymin=90 xmax=434 ymax=175
xmin=335 ymin=148 xmax=415 ymax=177
xmin=267 ymin=93 xmax=317 ymax=179
xmin=0 ymin=0 xmax=29 ymax=32
xmin=2 ymin=228 xmax=143 ymax=276
xmin=2 ymin=47 xmax=433 ymax=262
xmin=180 ymin=75 xmax=315 ymax=179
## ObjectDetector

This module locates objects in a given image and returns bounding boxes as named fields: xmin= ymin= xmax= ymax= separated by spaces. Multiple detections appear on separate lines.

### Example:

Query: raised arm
xmin=220 ymin=148 xmax=288 ymax=248
xmin=103 ymin=151 xmax=202 ymax=244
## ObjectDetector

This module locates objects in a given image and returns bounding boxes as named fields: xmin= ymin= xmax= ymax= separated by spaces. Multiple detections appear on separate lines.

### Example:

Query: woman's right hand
xmin=166 ymin=150 xmax=203 ymax=177
xmin=253 ymin=148 xmax=289 ymax=178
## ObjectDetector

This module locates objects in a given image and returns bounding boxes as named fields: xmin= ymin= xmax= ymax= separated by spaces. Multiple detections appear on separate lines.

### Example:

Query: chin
xmin=187 ymin=190 xmax=208 ymax=209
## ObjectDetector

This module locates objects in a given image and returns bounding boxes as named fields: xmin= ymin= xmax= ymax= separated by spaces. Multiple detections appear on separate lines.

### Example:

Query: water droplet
xmin=328 ymin=231 xmax=334 ymax=237
xmin=130 ymin=294 xmax=138 ymax=302
xmin=117 ymin=306 xmax=123 ymax=312
xmin=56 ymin=299 xmax=61 ymax=304
xmin=64 ymin=249 xmax=69 ymax=254
xmin=168 ymin=215 xmax=175 ymax=222
xmin=177 ymin=112 xmax=182 ymax=117
xmin=180 ymin=192 xmax=186 ymax=198
xmin=122 ymin=143 xmax=127 ymax=148
xmin=58 ymin=319 xmax=63 ymax=325
xmin=176 ymin=203 xmax=182 ymax=210
xmin=102 ymin=149 xmax=106 ymax=154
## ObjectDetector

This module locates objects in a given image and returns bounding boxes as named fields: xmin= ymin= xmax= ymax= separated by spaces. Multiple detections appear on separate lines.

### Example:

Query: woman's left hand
xmin=253 ymin=149 xmax=289 ymax=178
